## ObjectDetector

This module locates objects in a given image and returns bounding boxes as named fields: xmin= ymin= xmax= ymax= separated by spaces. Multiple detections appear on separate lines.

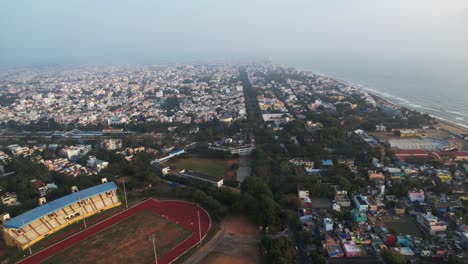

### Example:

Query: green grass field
xmin=43 ymin=210 xmax=192 ymax=264
xmin=167 ymin=158 xmax=233 ymax=179
xmin=385 ymin=220 xmax=421 ymax=237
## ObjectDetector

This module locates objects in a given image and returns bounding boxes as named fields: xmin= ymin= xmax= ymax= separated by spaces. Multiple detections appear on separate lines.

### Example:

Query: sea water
xmin=277 ymin=55 xmax=468 ymax=128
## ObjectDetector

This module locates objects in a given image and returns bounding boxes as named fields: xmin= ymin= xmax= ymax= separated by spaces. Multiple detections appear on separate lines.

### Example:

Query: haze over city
xmin=1 ymin=1 xmax=468 ymax=264
xmin=1 ymin=0 xmax=468 ymax=66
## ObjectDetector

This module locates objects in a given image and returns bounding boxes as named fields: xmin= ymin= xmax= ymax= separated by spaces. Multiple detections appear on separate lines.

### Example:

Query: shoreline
xmin=368 ymin=93 xmax=468 ymax=135
xmin=295 ymin=67 xmax=468 ymax=135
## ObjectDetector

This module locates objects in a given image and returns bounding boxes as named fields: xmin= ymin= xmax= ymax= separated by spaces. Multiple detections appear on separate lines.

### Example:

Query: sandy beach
xmin=370 ymin=93 xmax=467 ymax=133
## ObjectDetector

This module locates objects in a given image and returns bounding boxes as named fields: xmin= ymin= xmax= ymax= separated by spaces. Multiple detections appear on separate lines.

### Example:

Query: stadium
xmin=17 ymin=199 xmax=210 ymax=264
xmin=2 ymin=180 xmax=211 ymax=263
xmin=2 ymin=182 xmax=120 ymax=250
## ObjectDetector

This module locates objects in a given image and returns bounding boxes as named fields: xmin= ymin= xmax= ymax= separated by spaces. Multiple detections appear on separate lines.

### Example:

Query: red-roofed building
xmin=32 ymin=180 xmax=45 ymax=189
xmin=31 ymin=180 xmax=46 ymax=196
xmin=394 ymin=150 xmax=431 ymax=161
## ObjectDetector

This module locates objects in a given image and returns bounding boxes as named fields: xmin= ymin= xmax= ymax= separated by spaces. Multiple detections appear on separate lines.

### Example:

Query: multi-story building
xmin=334 ymin=188 xmax=351 ymax=207
xmin=323 ymin=218 xmax=334 ymax=232
xmin=365 ymin=196 xmax=378 ymax=211
xmin=417 ymin=213 xmax=447 ymax=233
xmin=408 ymin=189 xmax=425 ymax=203
xmin=59 ymin=145 xmax=92 ymax=161
xmin=289 ymin=158 xmax=315 ymax=168
xmin=436 ymin=170 xmax=452 ymax=183
xmin=101 ymin=139 xmax=122 ymax=150
xmin=342 ymin=241 xmax=361 ymax=257
xmin=0 ymin=193 xmax=18 ymax=207
xmin=297 ymin=187 xmax=309 ymax=199
xmin=369 ymin=170 xmax=385 ymax=182
xmin=87 ymin=156 xmax=109 ymax=173
xmin=353 ymin=195 xmax=369 ymax=212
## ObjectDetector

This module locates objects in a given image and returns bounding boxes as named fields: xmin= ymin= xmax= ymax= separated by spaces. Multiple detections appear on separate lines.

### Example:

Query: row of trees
xmin=261 ymin=236 xmax=297 ymax=264
xmin=159 ymin=174 xmax=292 ymax=230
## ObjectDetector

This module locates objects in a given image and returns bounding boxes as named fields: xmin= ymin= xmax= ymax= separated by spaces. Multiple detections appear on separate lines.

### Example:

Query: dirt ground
xmin=197 ymin=216 xmax=260 ymax=264
xmin=200 ymin=252 xmax=254 ymax=264
xmin=436 ymin=120 xmax=468 ymax=135
xmin=225 ymin=216 xmax=258 ymax=236
xmin=224 ymin=159 xmax=238 ymax=180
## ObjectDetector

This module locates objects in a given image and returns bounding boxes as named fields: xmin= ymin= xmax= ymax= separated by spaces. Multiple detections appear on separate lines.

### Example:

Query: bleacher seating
xmin=2 ymin=182 xmax=121 ymax=249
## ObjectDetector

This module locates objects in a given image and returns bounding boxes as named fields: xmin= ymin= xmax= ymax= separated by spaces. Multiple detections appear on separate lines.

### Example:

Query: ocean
xmin=276 ymin=55 xmax=468 ymax=128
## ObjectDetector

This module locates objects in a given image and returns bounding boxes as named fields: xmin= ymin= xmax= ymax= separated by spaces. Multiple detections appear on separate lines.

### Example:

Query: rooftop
xmin=3 ymin=182 xmax=118 ymax=229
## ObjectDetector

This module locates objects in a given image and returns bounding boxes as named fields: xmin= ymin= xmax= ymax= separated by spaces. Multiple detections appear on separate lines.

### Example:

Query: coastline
xmin=368 ymin=92 xmax=468 ymax=136
xmin=295 ymin=67 xmax=468 ymax=136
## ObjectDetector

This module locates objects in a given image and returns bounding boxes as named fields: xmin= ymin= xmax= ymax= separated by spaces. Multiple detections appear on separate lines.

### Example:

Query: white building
xmin=298 ymin=188 xmax=309 ymax=199
xmin=0 ymin=193 xmax=18 ymax=207
xmin=87 ymin=156 xmax=109 ymax=173
xmin=323 ymin=218 xmax=334 ymax=232
xmin=417 ymin=213 xmax=447 ymax=233
xmin=60 ymin=145 xmax=92 ymax=161
xmin=408 ymin=189 xmax=425 ymax=203
xmin=101 ymin=139 xmax=122 ymax=150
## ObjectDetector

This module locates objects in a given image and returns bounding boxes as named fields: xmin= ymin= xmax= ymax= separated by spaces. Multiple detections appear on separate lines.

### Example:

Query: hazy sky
xmin=1 ymin=0 xmax=468 ymax=65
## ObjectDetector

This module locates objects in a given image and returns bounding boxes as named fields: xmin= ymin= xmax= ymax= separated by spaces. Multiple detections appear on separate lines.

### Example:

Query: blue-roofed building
xmin=2 ymin=182 xmax=120 ymax=250
xmin=170 ymin=149 xmax=185 ymax=156
xmin=321 ymin=159 xmax=334 ymax=167
xmin=354 ymin=195 xmax=369 ymax=212
xmin=154 ymin=149 xmax=185 ymax=163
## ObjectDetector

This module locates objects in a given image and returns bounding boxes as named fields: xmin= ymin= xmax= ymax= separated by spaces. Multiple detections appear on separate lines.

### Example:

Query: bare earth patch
xmin=198 ymin=216 xmax=260 ymax=264
xmin=200 ymin=252 xmax=255 ymax=264
xmin=225 ymin=216 xmax=258 ymax=236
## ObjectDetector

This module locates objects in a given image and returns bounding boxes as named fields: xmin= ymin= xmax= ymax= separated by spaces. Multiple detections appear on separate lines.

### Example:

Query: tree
xmin=380 ymin=248 xmax=407 ymax=264
xmin=241 ymin=177 xmax=273 ymax=198
xmin=310 ymin=252 xmax=326 ymax=264
xmin=230 ymin=163 xmax=240 ymax=170
xmin=257 ymin=194 xmax=277 ymax=228
xmin=278 ymin=193 xmax=300 ymax=210
xmin=162 ymin=97 xmax=180 ymax=111
xmin=262 ymin=236 xmax=297 ymax=264
xmin=296 ymin=230 xmax=312 ymax=245
xmin=391 ymin=182 xmax=409 ymax=198
xmin=448 ymin=254 xmax=463 ymax=264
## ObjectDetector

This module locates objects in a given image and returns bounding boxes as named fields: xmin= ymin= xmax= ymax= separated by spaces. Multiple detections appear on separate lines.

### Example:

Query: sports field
xmin=43 ymin=210 xmax=192 ymax=264
xmin=19 ymin=199 xmax=211 ymax=264
xmin=167 ymin=158 xmax=234 ymax=178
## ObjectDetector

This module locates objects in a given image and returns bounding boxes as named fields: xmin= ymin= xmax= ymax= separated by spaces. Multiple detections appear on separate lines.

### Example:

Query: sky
xmin=1 ymin=0 xmax=468 ymax=65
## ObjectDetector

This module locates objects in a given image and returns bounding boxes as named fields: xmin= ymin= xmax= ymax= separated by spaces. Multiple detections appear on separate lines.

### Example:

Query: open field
xmin=44 ymin=210 xmax=192 ymax=264
xmin=186 ymin=216 xmax=260 ymax=264
xmin=18 ymin=199 xmax=211 ymax=264
xmin=167 ymin=158 xmax=235 ymax=179
xmin=385 ymin=220 xmax=421 ymax=237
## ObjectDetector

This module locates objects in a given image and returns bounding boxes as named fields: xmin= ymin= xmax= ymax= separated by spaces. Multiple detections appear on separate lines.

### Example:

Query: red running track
xmin=18 ymin=199 xmax=211 ymax=264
